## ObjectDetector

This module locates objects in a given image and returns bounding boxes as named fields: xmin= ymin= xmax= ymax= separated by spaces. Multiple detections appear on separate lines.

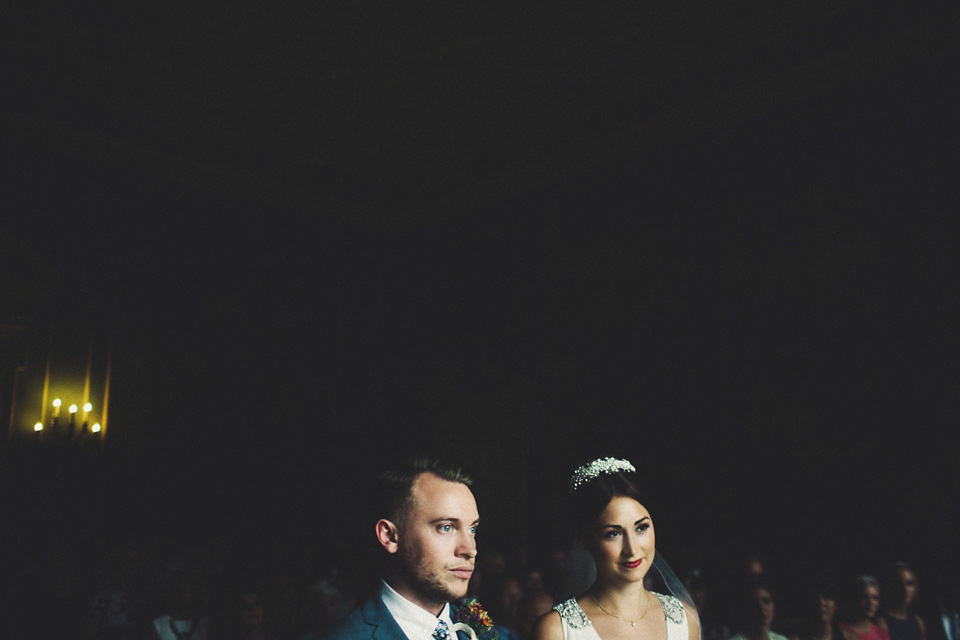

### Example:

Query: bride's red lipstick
xmin=624 ymin=559 xmax=643 ymax=569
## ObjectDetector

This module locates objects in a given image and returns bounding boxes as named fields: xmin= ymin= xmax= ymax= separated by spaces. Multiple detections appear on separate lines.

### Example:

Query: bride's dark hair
xmin=568 ymin=465 xmax=646 ymax=540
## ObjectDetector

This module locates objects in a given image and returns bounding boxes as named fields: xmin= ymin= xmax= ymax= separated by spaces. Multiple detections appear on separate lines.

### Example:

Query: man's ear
xmin=376 ymin=519 xmax=400 ymax=554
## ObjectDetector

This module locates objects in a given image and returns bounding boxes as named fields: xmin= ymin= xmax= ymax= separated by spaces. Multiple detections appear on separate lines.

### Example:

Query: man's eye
xmin=469 ymin=526 xmax=478 ymax=535
xmin=438 ymin=524 xmax=453 ymax=533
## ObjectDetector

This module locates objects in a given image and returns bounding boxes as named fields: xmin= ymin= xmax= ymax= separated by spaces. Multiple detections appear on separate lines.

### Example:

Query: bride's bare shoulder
xmin=531 ymin=609 xmax=564 ymax=640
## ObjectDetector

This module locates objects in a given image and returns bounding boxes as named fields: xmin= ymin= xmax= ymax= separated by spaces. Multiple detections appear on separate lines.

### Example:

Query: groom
xmin=322 ymin=458 xmax=486 ymax=640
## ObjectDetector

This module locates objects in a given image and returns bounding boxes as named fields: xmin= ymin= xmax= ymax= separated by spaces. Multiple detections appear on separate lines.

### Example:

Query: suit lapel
xmin=362 ymin=592 xmax=473 ymax=640
xmin=361 ymin=595 xmax=410 ymax=640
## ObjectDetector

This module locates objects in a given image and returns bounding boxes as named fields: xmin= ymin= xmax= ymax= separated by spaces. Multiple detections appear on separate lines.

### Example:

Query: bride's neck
xmin=591 ymin=580 xmax=649 ymax=612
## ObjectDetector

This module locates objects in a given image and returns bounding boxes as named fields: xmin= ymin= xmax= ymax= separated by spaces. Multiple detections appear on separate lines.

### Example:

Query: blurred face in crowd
xmin=240 ymin=593 xmax=264 ymax=628
xmin=744 ymin=557 xmax=765 ymax=578
xmin=749 ymin=587 xmax=775 ymax=631
xmin=894 ymin=569 xmax=918 ymax=606
xmin=818 ymin=592 xmax=836 ymax=624
xmin=859 ymin=584 xmax=881 ymax=619
xmin=495 ymin=577 xmax=523 ymax=625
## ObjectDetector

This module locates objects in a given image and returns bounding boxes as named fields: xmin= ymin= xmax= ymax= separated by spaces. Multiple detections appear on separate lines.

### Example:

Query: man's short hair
xmin=376 ymin=458 xmax=473 ymax=528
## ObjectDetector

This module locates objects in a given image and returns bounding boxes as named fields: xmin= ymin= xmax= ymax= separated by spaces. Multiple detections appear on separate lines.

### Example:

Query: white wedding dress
xmin=554 ymin=593 xmax=689 ymax=640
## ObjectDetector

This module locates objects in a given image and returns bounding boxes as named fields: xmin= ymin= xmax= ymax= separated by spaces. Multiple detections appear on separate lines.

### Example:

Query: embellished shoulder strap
xmin=554 ymin=599 xmax=592 ymax=630
xmin=654 ymin=593 xmax=685 ymax=625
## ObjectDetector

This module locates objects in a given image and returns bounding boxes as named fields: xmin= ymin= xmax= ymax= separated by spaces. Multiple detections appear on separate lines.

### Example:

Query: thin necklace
xmin=590 ymin=592 xmax=650 ymax=627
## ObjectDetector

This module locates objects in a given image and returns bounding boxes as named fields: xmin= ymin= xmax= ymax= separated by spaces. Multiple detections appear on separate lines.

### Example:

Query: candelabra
xmin=33 ymin=397 xmax=102 ymax=447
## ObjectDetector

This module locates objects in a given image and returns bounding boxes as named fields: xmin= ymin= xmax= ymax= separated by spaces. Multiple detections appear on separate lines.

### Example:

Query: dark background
xmin=3 ymin=1 xmax=959 ymax=585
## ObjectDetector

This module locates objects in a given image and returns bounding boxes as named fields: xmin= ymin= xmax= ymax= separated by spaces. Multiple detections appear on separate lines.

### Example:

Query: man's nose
xmin=457 ymin=531 xmax=477 ymax=558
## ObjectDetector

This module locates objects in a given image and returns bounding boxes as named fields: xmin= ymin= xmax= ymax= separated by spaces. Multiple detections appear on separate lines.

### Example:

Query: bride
xmin=532 ymin=457 xmax=700 ymax=640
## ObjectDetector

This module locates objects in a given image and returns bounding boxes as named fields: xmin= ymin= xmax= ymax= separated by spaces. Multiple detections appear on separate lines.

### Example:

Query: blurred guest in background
xmin=728 ymin=580 xmax=789 ymax=640
xmin=87 ymin=541 xmax=157 ymax=640
xmin=786 ymin=576 xmax=843 ymax=640
xmin=840 ymin=576 xmax=889 ymax=640
xmin=881 ymin=563 xmax=926 ymax=640
xmin=486 ymin=574 xmax=523 ymax=640
xmin=211 ymin=586 xmax=278 ymax=640
xmin=684 ymin=568 xmax=730 ymax=640
xmin=301 ymin=579 xmax=343 ymax=640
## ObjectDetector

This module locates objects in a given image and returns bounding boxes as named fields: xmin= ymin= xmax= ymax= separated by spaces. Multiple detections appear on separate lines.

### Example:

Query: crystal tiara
xmin=569 ymin=457 xmax=636 ymax=492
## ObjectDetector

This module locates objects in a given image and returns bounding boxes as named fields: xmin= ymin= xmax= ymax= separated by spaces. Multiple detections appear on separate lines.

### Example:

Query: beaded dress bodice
xmin=554 ymin=593 xmax=687 ymax=640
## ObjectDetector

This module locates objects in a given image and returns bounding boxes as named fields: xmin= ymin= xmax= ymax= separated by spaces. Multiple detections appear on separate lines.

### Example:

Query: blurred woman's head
xmin=734 ymin=580 xmax=776 ymax=634
xmin=816 ymin=583 xmax=838 ymax=625
xmin=842 ymin=575 xmax=881 ymax=623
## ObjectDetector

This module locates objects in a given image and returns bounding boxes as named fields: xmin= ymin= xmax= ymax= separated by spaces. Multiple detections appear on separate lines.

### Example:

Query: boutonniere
xmin=452 ymin=598 xmax=498 ymax=640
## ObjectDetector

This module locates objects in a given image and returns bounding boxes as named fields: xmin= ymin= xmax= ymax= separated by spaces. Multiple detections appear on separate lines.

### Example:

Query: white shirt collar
xmin=380 ymin=578 xmax=454 ymax=640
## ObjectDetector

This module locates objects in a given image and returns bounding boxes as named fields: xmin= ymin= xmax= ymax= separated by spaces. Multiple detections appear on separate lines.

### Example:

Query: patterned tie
xmin=433 ymin=619 xmax=452 ymax=640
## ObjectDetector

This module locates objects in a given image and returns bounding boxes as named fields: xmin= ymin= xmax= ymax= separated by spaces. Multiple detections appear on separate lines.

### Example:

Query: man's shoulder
xmin=320 ymin=596 xmax=402 ymax=640
xmin=320 ymin=607 xmax=369 ymax=640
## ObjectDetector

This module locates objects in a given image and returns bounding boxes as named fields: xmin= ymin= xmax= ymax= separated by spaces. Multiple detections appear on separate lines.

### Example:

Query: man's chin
xmin=449 ymin=584 xmax=470 ymax=601
xmin=409 ymin=581 xmax=465 ymax=607
xmin=436 ymin=583 xmax=469 ymax=603
xmin=399 ymin=565 xmax=470 ymax=606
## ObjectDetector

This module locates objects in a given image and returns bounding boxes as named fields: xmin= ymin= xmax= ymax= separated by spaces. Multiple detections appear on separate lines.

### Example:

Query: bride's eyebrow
xmin=600 ymin=517 xmax=649 ymax=529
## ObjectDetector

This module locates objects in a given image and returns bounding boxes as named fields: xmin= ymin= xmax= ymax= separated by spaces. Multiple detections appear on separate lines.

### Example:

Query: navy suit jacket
xmin=321 ymin=594 xmax=470 ymax=640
